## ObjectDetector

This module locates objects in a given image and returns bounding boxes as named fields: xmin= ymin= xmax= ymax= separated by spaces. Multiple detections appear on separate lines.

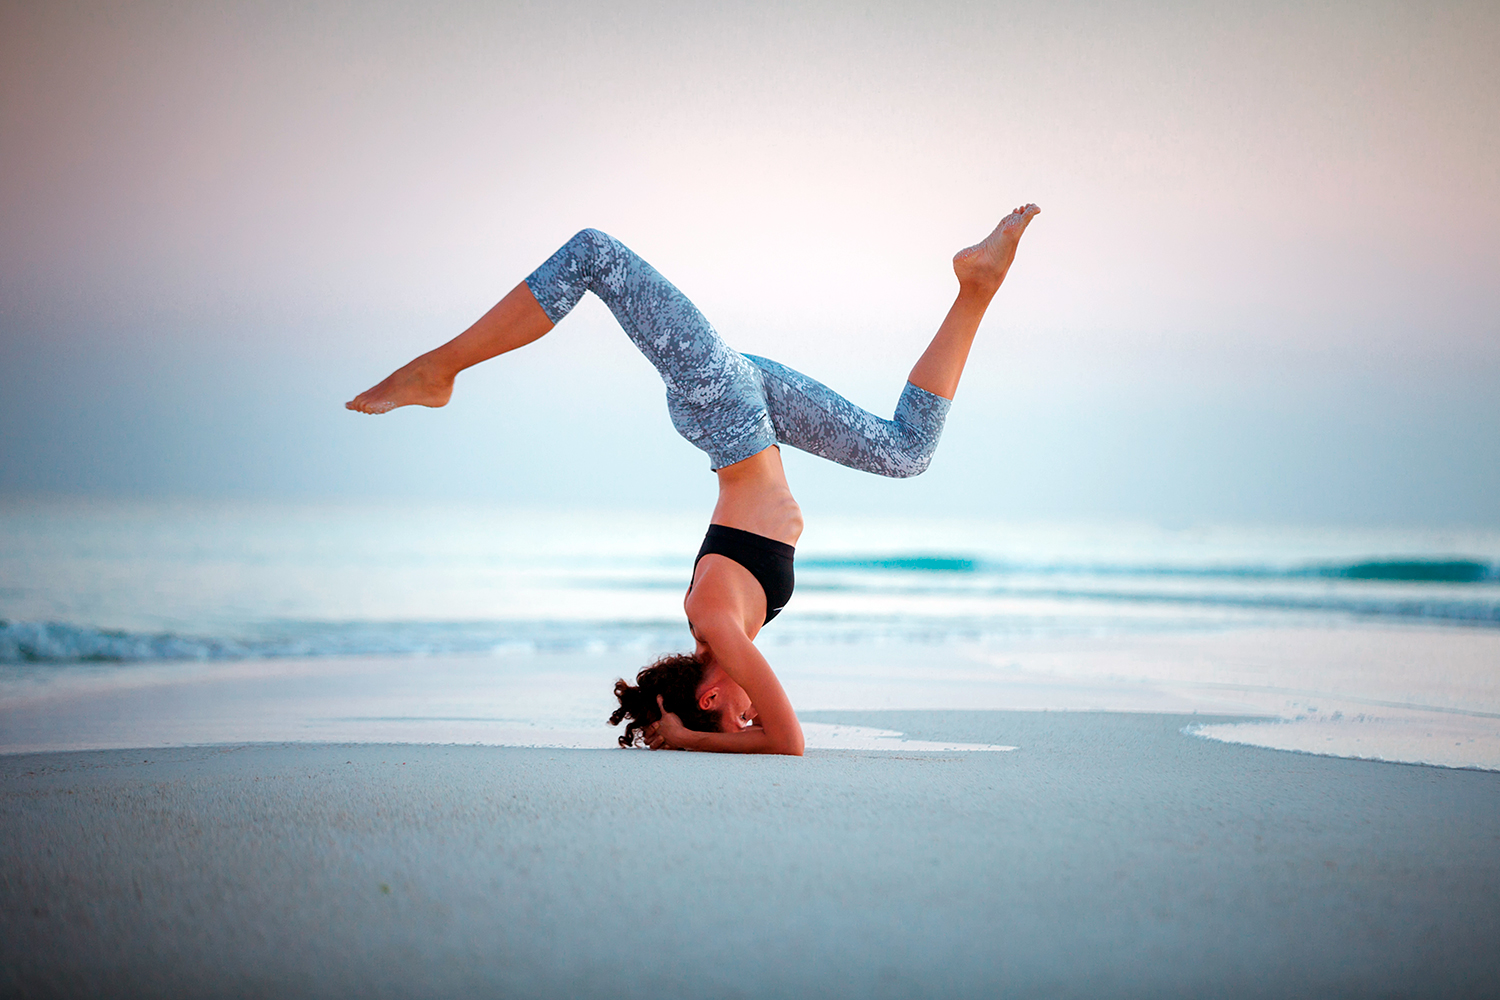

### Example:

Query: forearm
xmin=678 ymin=726 xmax=804 ymax=756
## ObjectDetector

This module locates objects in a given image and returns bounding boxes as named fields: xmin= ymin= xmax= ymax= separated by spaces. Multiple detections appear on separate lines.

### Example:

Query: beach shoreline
xmin=5 ymin=624 xmax=1498 ymax=769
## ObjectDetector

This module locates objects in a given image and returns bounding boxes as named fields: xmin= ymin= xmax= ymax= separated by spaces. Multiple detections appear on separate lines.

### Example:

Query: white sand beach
xmin=4 ymin=712 xmax=1498 ymax=999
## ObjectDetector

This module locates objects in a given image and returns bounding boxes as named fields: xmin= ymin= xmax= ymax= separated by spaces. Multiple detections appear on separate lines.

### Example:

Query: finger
xmin=657 ymin=694 xmax=666 ymax=713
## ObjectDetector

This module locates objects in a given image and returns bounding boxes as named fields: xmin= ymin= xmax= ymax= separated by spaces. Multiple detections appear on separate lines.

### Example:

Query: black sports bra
xmin=692 ymin=525 xmax=796 ymax=625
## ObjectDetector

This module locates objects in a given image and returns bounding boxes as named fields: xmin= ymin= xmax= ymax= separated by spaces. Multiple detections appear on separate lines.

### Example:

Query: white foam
xmin=5 ymin=626 xmax=1499 ymax=768
xmin=1189 ymin=709 xmax=1500 ymax=771
xmin=801 ymin=723 xmax=1014 ymax=752
xmin=959 ymin=627 xmax=1500 ymax=771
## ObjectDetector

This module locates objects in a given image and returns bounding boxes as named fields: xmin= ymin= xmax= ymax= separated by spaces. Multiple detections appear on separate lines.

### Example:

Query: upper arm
xmin=696 ymin=616 xmax=804 ymax=756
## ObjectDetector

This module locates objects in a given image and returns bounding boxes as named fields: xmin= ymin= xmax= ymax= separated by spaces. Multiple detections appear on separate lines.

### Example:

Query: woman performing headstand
xmin=348 ymin=204 xmax=1040 ymax=755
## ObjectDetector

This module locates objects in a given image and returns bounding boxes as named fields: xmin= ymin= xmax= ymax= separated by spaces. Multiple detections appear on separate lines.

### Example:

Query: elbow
xmin=774 ymin=725 xmax=805 ymax=757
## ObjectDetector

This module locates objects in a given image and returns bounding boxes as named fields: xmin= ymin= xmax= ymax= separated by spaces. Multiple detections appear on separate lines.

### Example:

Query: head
xmin=609 ymin=653 xmax=759 ymax=748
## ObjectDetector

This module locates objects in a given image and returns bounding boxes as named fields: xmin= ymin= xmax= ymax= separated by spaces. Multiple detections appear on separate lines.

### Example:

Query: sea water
xmin=2 ymin=497 xmax=1498 ymax=764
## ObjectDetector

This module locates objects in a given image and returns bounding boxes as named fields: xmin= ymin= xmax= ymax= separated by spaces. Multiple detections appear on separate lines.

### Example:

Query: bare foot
xmin=953 ymin=203 xmax=1040 ymax=291
xmin=345 ymin=355 xmax=455 ymax=414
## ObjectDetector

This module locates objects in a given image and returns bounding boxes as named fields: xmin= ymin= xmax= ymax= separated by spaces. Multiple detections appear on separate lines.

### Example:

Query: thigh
xmin=745 ymin=355 xmax=948 ymax=477
xmin=530 ymin=229 xmax=738 ymax=391
xmin=666 ymin=355 xmax=777 ymax=471
xmin=747 ymin=355 xmax=901 ymax=458
xmin=528 ymin=229 xmax=778 ymax=469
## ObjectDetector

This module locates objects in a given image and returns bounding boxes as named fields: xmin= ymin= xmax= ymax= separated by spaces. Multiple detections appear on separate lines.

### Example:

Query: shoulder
xmin=684 ymin=589 xmax=749 ymax=639
xmin=690 ymin=551 xmax=759 ymax=597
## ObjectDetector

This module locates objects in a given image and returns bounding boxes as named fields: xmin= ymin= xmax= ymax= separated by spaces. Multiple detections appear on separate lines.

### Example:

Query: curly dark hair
xmin=609 ymin=652 xmax=723 ymax=748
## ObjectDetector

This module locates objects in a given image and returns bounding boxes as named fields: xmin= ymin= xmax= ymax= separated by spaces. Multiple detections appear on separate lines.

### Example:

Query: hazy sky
xmin=2 ymin=0 xmax=1497 ymax=525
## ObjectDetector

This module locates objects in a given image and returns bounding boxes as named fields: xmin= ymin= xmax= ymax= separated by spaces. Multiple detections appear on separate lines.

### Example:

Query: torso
xmin=686 ymin=445 xmax=803 ymax=641
xmin=707 ymin=445 xmax=803 ymax=546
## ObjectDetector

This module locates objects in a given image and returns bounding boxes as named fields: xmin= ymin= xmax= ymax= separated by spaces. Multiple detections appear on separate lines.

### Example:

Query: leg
xmin=522 ymin=229 xmax=735 ymax=384
xmin=748 ymin=204 xmax=1040 ymax=478
xmin=349 ymin=229 xmax=776 ymax=470
xmin=346 ymin=228 xmax=729 ymax=416
xmin=526 ymin=229 xmax=776 ymax=469
xmin=907 ymin=203 xmax=1040 ymax=399
xmin=346 ymin=282 xmax=554 ymax=413
xmin=747 ymin=356 xmax=950 ymax=479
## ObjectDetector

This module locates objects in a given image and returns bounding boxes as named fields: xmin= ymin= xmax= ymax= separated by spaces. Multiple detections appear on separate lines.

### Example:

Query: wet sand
xmin=7 ymin=626 xmax=1500 ymax=769
xmin=4 ymin=710 xmax=1498 ymax=999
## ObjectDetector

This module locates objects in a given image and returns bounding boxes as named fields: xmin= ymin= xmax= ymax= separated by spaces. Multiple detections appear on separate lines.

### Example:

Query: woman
xmin=348 ymin=204 xmax=1040 ymax=755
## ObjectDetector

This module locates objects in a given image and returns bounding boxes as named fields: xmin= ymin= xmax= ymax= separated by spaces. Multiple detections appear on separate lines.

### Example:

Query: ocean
xmin=2 ymin=496 xmax=1498 ymax=765
xmin=4 ymin=496 xmax=1497 ymax=661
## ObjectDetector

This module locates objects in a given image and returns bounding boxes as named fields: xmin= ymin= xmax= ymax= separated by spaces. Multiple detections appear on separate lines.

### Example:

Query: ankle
xmin=953 ymin=282 xmax=999 ymax=310
xmin=413 ymin=350 xmax=462 ymax=383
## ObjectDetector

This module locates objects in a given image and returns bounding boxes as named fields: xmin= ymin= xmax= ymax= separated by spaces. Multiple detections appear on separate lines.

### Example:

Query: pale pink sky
xmin=2 ymin=0 xmax=1497 ymax=521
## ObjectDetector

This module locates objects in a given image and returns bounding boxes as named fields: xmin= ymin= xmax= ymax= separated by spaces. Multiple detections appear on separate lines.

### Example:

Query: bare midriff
xmin=708 ymin=445 xmax=804 ymax=547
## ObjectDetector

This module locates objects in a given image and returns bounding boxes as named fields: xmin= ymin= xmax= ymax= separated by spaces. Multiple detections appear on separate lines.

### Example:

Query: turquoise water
xmin=3 ymin=497 xmax=1497 ymax=664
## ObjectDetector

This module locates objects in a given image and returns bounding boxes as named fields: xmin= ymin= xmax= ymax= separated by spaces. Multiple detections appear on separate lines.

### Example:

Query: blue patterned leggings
xmin=524 ymin=229 xmax=952 ymax=475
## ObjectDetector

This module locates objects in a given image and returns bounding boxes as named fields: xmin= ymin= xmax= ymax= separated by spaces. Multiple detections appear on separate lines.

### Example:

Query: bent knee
xmin=551 ymin=229 xmax=625 ymax=284
xmin=570 ymin=228 xmax=621 ymax=253
xmin=887 ymin=449 xmax=933 ymax=479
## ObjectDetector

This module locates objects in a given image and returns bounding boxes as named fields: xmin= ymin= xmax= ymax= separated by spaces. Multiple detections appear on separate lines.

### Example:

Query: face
xmin=694 ymin=662 xmax=759 ymax=733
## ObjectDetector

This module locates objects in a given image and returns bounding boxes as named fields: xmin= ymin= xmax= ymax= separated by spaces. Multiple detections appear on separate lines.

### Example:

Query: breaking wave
xmin=801 ymin=555 xmax=1498 ymax=583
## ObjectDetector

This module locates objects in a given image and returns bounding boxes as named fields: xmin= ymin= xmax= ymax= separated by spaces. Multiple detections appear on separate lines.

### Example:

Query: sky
xmin=2 ymin=0 xmax=1497 ymax=525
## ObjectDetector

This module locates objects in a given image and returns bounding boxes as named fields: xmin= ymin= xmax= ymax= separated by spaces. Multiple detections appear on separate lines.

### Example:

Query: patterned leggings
xmin=524 ymin=229 xmax=951 ymax=475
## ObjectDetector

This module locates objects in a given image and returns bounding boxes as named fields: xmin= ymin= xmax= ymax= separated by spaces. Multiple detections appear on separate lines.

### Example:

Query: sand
xmin=4 ymin=710 xmax=1498 ymax=999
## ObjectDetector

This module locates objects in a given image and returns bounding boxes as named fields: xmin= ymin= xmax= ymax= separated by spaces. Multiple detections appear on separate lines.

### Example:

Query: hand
xmin=643 ymin=695 xmax=691 ymax=750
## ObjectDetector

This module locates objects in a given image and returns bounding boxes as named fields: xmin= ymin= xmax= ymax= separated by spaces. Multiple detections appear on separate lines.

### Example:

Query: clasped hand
xmin=643 ymin=694 xmax=691 ymax=750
